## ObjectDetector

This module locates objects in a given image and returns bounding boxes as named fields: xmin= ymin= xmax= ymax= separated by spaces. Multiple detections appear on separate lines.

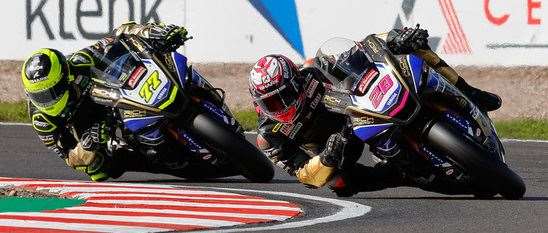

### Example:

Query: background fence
xmin=2 ymin=0 xmax=547 ymax=65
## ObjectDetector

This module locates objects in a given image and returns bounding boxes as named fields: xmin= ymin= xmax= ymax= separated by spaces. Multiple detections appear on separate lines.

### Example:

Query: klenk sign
xmin=26 ymin=0 xmax=185 ymax=40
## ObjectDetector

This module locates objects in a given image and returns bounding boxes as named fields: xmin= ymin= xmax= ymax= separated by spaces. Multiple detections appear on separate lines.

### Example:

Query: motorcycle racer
xmin=21 ymin=22 xmax=237 ymax=182
xmin=249 ymin=25 xmax=501 ymax=196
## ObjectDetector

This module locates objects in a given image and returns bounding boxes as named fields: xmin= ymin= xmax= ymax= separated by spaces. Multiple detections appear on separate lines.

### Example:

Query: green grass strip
xmin=0 ymin=101 xmax=29 ymax=123
xmin=0 ymin=196 xmax=84 ymax=212
xmin=233 ymin=110 xmax=259 ymax=131
xmin=1 ymin=102 xmax=546 ymax=140
xmin=494 ymin=118 xmax=548 ymax=140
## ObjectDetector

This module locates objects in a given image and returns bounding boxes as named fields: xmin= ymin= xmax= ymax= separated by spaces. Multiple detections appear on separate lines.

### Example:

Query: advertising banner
xmin=1 ymin=0 xmax=547 ymax=65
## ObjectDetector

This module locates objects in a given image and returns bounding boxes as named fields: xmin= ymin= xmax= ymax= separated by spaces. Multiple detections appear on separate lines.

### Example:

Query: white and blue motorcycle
xmin=315 ymin=36 xmax=525 ymax=199
xmin=88 ymin=35 xmax=274 ymax=182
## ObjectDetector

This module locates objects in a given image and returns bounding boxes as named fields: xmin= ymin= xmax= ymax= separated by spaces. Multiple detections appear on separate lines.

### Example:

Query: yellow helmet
xmin=21 ymin=48 xmax=72 ymax=116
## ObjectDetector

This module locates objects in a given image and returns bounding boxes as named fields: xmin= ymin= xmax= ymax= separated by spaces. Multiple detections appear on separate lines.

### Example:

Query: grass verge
xmin=493 ymin=119 xmax=548 ymax=140
xmin=0 ymin=101 xmax=29 ymax=123
xmin=1 ymin=102 xmax=546 ymax=140
xmin=233 ymin=109 xmax=259 ymax=132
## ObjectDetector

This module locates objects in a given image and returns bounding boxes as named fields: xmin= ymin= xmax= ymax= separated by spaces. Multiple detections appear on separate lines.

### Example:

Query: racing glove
xmin=386 ymin=24 xmax=430 ymax=54
xmin=81 ymin=122 xmax=110 ymax=150
xmin=319 ymin=133 xmax=347 ymax=167
xmin=115 ymin=22 xmax=190 ymax=53
xmin=148 ymin=24 xmax=190 ymax=52
xmin=66 ymin=123 xmax=112 ymax=182
xmin=66 ymin=144 xmax=110 ymax=182
xmin=296 ymin=133 xmax=347 ymax=188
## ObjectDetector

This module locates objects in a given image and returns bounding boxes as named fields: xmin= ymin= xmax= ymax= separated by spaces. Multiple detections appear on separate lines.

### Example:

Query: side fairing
xmin=350 ymin=55 xmax=424 ymax=142
xmin=407 ymin=54 xmax=424 ymax=92
xmin=118 ymin=53 xmax=189 ymax=145
xmin=123 ymin=115 xmax=165 ymax=145
xmin=351 ymin=64 xmax=403 ymax=114
xmin=120 ymin=59 xmax=174 ymax=108
xmin=353 ymin=123 xmax=393 ymax=141
xmin=173 ymin=52 xmax=188 ymax=87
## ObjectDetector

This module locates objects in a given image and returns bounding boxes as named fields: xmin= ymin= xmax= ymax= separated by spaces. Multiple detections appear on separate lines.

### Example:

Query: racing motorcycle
xmin=315 ymin=36 xmax=525 ymax=199
xmin=87 ymin=35 xmax=274 ymax=182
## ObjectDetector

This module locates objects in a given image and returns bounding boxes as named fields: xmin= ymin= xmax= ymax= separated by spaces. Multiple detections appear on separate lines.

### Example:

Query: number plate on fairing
xmin=120 ymin=60 xmax=173 ymax=108
xmin=351 ymin=64 xmax=402 ymax=113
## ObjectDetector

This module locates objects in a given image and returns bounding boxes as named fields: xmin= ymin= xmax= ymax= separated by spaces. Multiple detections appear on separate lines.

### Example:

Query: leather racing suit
xmin=256 ymin=31 xmax=478 ymax=196
xmin=29 ymin=23 xmax=237 ymax=181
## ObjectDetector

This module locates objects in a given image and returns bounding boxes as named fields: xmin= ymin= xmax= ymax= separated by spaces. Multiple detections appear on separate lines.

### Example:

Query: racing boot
xmin=455 ymin=77 xmax=502 ymax=112
xmin=329 ymin=163 xmax=405 ymax=197
xmin=413 ymin=48 xmax=501 ymax=112
xmin=329 ymin=174 xmax=358 ymax=198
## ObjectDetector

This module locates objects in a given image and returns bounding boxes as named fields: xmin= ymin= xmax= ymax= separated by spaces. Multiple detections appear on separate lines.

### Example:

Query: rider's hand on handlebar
xmin=387 ymin=24 xmax=430 ymax=54
xmin=149 ymin=24 xmax=190 ymax=52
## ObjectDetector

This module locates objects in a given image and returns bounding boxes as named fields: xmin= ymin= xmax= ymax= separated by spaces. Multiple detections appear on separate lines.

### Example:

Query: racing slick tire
xmin=189 ymin=113 xmax=275 ymax=183
xmin=426 ymin=121 xmax=526 ymax=200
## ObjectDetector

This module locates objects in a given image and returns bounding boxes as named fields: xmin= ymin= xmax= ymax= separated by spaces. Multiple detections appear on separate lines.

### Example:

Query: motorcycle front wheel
xmin=426 ymin=121 xmax=526 ymax=199
xmin=188 ymin=113 xmax=275 ymax=183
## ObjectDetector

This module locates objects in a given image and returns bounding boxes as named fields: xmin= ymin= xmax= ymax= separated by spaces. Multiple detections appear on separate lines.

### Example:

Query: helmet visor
xmin=255 ymin=82 xmax=299 ymax=115
xmin=28 ymin=78 xmax=69 ymax=108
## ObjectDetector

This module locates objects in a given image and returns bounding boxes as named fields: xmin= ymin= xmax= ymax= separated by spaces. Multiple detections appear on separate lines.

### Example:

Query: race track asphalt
xmin=0 ymin=124 xmax=547 ymax=233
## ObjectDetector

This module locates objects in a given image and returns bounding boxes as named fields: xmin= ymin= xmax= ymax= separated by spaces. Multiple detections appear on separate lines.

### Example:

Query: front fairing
xmin=315 ymin=37 xmax=422 ymax=141
xmin=90 ymin=48 xmax=190 ymax=114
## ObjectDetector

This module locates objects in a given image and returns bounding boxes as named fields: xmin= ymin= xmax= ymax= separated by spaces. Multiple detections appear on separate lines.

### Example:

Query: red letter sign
xmin=484 ymin=0 xmax=510 ymax=25
xmin=528 ymin=0 xmax=542 ymax=25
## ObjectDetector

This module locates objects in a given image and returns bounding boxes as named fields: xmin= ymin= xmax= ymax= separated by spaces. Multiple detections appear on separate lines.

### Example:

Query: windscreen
xmin=316 ymin=37 xmax=374 ymax=84
xmin=92 ymin=51 xmax=144 ymax=88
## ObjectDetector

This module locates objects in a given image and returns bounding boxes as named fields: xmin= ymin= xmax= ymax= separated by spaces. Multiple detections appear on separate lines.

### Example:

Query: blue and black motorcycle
xmin=315 ymin=36 xmax=525 ymax=199
xmin=88 ymin=35 xmax=274 ymax=182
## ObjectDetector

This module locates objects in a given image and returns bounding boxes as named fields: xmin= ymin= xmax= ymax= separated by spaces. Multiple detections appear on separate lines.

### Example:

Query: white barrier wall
xmin=2 ymin=0 xmax=548 ymax=65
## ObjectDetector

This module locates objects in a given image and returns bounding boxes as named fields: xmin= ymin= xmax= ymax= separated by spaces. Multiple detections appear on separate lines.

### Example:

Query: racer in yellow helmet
xmin=21 ymin=48 xmax=73 ymax=117
xmin=21 ymin=22 xmax=189 ymax=182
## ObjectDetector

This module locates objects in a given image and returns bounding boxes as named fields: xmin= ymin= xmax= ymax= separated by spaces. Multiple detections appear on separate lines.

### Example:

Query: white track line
xmin=34 ymin=187 xmax=239 ymax=195
xmin=0 ymin=182 xmax=247 ymax=196
xmin=2 ymin=122 xmax=546 ymax=143
xmin=0 ymin=122 xmax=31 ymax=126
xmin=500 ymin=138 xmax=548 ymax=143
xmin=187 ymin=186 xmax=371 ymax=232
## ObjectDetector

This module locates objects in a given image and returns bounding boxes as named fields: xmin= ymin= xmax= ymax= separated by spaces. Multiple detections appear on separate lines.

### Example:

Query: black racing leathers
xmin=29 ymin=23 xmax=237 ymax=180
xmin=29 ymin=32 xmax=125 ymax=160
xmin=256 ymin=68 xmax=364 ymax=186
xmin=257 ymin=31 xmax=478 ymax=196
xmin=29 ymin=23 xmax=166 ymax=178
xmin=256 ymin=65 xmax=473 ymax=197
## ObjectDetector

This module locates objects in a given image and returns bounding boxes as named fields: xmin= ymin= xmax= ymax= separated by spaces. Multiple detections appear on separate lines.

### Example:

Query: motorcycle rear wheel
xmin=426 ymin=121 xmax=526 ymax=199
xmin=189 ymin=113 xmax=275 ymax=183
